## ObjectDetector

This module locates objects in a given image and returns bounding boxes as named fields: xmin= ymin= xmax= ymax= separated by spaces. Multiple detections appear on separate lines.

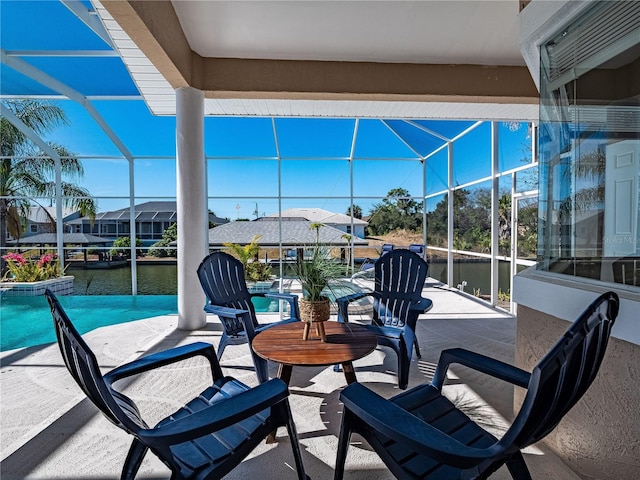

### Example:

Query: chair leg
xmin=505 ymin=452 xmax=533 ymax=480
xmin=334 ymin=410 xmax=354 ymax=480
xmin=251 ymin=348 xmax=270 ymax=384
xmin=414 ymin=336 xmax=422 ymax=359
xmin=121 ymin=439 xmax=148 ymax=480
xmin=217 ymin=333 xmax=230 ymax=360
xmin=283 ymin=403 xmax=309 ymax=480
xmin=397 ymin=349 xmax=410 ymax=390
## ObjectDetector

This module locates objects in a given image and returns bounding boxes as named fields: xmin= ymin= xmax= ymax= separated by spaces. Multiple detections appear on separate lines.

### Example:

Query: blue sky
xmin=37 ymin=98 xmax=532 ymax=220
xmin=36 ymin=99 xmax=533 ymax=219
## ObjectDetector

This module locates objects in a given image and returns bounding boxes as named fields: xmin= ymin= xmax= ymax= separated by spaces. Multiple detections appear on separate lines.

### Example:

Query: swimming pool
xmin=1 ymin=295 xmax=179 ymax=351
xmin=1 ymin=280 xmax=364 ymax=351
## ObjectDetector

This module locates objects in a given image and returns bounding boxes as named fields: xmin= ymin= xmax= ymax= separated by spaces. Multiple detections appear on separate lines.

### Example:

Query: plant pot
xmin=299 ymin=298 xmax=330 ymax=341
xmin=0 ymin=276 xmax=74 ymax=297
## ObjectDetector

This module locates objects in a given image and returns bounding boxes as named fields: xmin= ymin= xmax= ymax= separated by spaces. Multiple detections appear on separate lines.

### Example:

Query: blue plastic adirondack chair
xmin=334 ymin=291 xmax=619 ymax=480
xmin=197 ymin=251 xmax=300 ymax=383
xmin=337 ymin=249 xmax=432 ymax=389
xmin=45 ymin=289 xmax=308 ymax=480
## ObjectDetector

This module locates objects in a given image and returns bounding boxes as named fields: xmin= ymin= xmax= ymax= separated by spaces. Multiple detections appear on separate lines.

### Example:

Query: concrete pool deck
xmin=1 ymin=281 xmax=585 ymax=479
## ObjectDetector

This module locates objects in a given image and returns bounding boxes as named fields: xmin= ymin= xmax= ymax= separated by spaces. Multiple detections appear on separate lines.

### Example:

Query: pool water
xmin=1 ymin=295 xmax=178 ymax=351
xmin=1 ymin=280 xmax=363 ymax=351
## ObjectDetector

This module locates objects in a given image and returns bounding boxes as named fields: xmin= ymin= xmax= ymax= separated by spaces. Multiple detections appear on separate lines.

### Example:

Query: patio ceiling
xmin=98 ymin=0 xmax=539 ymax=119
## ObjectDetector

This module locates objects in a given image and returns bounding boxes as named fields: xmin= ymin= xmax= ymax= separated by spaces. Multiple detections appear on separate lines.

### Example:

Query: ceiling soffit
xmin=99 ymin=0 xmax=539 ymax=119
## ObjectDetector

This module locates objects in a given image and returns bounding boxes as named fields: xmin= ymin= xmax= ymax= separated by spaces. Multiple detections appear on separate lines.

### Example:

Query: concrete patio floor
xmin=1 ymin=281 xmax=586 ymax=479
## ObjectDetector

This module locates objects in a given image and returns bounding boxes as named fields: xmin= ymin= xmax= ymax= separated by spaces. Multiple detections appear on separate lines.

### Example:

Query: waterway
xmin=70 ymin=264 xmax=178 ymax=295
xmin=69 ymin=260 xmax=522 ymax=296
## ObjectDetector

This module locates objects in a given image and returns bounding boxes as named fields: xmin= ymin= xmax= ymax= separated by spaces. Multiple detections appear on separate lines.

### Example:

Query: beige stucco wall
xmin=515 ymin=305 xmax=640 ymax=479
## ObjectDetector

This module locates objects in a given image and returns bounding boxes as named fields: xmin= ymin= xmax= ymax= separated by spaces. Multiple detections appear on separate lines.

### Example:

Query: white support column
xmin=176 ymin=87 xmax=207 ymax=330
xmin=510 ymin=173 xmax=517 ymax=314
xmin=490 ymin=122 xmax=500 ymax=306
xmin=447 ymin=141 xmax=454 ymax=287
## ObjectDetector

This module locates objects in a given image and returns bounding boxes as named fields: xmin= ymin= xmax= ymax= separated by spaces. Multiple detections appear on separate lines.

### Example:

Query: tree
xmin=345 ymin=205 xmax=362 ymax=219
xmin=149 ymin=222 xmax=177 ymax=257
xmin=426 ymin=188 xmax=516 ymax=255
xmin=1 ymin=100 xmax=97 ymax=272
xmin=224 ymin=234 xmax=263 ymax=266
xmin=558 ymin=149 xmax=605 ymax=224
xmin=110 ymin=236 xmax=143 ymax=259
xmin=223 ymin=235 xmax=272 ymax=281
xmin=309 ymin=222 xmax=324 ymax=243
xmin=367 ymin=188 xmax=422 ymax=235
xmin=340 ymin=233 xmax=353 ymax=269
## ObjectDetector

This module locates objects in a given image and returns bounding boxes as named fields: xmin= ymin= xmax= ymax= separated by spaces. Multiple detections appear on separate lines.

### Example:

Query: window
xmin=537 ymin=1 xmax=640 ymax=286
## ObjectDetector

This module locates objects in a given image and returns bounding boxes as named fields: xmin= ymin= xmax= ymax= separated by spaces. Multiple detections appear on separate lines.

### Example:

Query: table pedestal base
xmin=302 ymin=320 xmax=327 ymax=342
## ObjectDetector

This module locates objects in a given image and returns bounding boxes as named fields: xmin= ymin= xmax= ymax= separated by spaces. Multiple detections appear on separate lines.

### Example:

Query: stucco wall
xmin=515 ymin=304 xmax=640 ymax=479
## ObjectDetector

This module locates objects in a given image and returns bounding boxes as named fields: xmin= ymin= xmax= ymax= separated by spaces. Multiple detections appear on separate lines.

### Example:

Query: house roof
xmin=27 ymin=206 xmax=76 ymax=223
xmin=204 ymin=220 xmax=368 ymax=248
xmin=10 ymin=233 xmax=113 ymax=245
xmin=67 ymin=201 xmax=228 ymax=226
xmin=266 ymin=208 xmax=367 ymax=225
xmin=321 ymin=212 xmax=368 ymax=226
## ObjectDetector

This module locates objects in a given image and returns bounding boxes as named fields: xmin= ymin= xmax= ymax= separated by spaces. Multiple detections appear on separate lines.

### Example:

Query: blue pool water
xmin=0 ymin=280 xmax=362 ymax=351
xmin=1 ymin=295 xmax=178 ymax=351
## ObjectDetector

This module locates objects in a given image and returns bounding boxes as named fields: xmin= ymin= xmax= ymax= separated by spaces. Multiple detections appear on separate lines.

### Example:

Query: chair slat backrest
xmin=373 ymin=249 xmax=429 ymax=328
xmin=504 ymin=291 xmax=619 ymax=449
xmin=45 ymin=290 xmax=148 ymax=433
xmin=197 ymin=252 xmax=260 ymax=334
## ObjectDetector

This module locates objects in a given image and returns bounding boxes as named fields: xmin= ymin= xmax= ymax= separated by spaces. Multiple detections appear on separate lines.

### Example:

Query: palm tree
xmin=223 ymin=234 xmax=263 ymax=268
xmin=1 ymin=100 xmax=97 ymax=272
xmin=309 ymin=222 xmax=324 ymax=243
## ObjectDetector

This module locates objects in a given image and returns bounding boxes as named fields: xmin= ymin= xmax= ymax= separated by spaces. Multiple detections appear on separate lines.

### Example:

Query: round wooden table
xmin=252 ymin=321 xmax=377 ymax=386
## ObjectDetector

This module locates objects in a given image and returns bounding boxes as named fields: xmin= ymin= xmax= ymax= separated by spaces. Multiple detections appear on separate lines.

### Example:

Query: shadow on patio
xmin=0 ymin=282 xmax=583 ymax=479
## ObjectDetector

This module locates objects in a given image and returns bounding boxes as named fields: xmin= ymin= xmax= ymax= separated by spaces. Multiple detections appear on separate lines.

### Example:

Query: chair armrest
xmin=140 ymin=378 xmax=290 ymax=445
xmin=204 ymin=304 xmax=249 ymax=317
xmin=264 ymin=292 xmax=301 ymax=320
xmin=365 ymin=324 xmax=402 ymax=339
xmin=431 ymin=348 xmax=530 ymax=390
xmin=409 ymin=297 xmax=433 ymax=314
xmin=203 ymin=304 xmax=268 ymax=382
xmin=105 ymin=342 xmax=223 ymax=384
xmin=340 ymin=383 xmax=497 ymax=468
xmin=204 ymin=305 xmax=256 ymax=339
xmin=336 ymin=292 xmax=372 ymax=322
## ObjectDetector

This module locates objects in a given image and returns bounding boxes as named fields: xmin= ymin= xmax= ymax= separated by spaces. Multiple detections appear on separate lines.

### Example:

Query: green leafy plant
xmin=498 ymin=289 xmax=511 ymax=302
xmin=245 ymin=261 xmax=272 ymax=282
xmin=149 ymin=222 xmax=177 ymax=258
xmin=1 ymin=252 xmax=65 ymax=282
xmin=224 ymin=234 xmax=262 ymax=267
xmin=110 ymin=236 xmax=144 ymax=258
xmin=295 ymin=228 xmax=344 ymax=302
xmin=1 ymin=100 xmax=97 ymax=276
xmin=224 ymin=235 xmax=272 ymax=281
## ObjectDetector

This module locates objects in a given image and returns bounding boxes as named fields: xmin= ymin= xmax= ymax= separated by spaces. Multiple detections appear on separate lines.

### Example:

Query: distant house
xmin=67 ymin=201 xmax=228 ymax=246
xmin=206 ymin=219 xmax=368 ymax=248
xmin=20 ymin=206 xmax=79 ymax=239
xmin=264 ymin=208 xmax=367 ymax=238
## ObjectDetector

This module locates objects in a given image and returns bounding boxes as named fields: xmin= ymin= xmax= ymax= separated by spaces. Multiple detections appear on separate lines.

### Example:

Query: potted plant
xmin=294 ymin=227 xmax=344 ymax=341
xmin=1 ymin=251 xmax=74 ymax=296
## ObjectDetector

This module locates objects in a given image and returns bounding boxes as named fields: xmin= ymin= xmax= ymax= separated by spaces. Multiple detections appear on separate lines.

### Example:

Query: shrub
xmin=2 ymin=252 xmax=65 ymax=281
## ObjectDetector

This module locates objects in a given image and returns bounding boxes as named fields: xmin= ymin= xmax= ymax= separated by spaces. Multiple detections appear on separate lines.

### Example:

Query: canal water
xmin=69 ymin=260 xmax=521 ymax=296
xmin=70 ymin=264 xmax=178 ymax=295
